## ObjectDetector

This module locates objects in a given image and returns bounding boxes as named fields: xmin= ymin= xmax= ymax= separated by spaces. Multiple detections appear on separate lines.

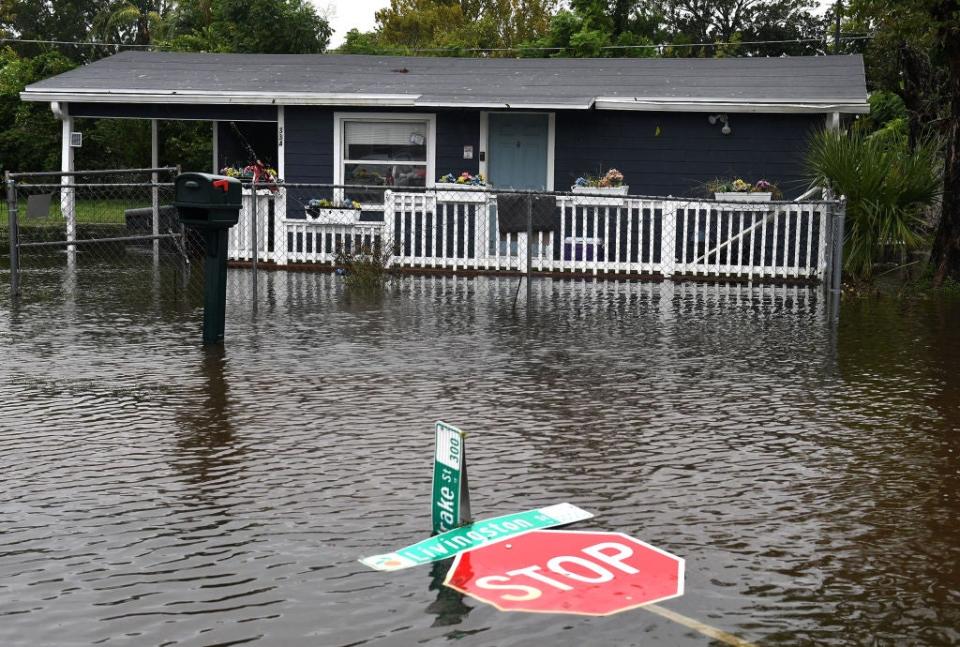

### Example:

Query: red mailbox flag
xmin=444 ymin=530 xmax=684 ymax=616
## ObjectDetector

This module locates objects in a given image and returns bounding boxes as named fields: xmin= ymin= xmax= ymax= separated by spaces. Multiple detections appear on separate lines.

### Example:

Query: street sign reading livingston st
xmin=359 ymin=503 xmax=593 ymax=572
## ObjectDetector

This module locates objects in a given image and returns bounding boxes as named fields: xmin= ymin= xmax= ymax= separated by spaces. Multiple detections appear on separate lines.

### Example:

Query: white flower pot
xmin=572 ymin=185 xmax=629 ymax=195
xmin=714 ymin=192 xmax=772 ymax=202
xmin=307 ymin=207 xmax=362 ymax=224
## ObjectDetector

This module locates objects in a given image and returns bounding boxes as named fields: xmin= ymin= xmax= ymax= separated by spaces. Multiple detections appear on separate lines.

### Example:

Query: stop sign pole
xmin=444 ymin=530 xmax=684 ymax=616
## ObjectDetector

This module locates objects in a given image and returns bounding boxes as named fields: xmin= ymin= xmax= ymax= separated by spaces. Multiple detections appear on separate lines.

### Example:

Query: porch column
xmin=151 ymin=119 xmax=160 ymax=260
xmin=277 ymin=106 xmax=285 ymax=179
xmin=60 ymin=103 xmax=75 ymax=249
xmin=212 ymin=120 xmax=219 ymax=173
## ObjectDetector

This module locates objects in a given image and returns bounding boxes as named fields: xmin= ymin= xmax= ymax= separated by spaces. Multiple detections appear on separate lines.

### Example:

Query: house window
xmin=335 ymin=113 xmax=436 ymax=205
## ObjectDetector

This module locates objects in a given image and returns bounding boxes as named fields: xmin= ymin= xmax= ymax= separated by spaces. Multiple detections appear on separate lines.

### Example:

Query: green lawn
xmin=1 ymin=198 xmax=170 ymax=228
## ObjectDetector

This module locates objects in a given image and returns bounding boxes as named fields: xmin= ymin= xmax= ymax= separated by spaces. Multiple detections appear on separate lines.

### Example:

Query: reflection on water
xmin=0 ymin=264 xmax=958 ymax=646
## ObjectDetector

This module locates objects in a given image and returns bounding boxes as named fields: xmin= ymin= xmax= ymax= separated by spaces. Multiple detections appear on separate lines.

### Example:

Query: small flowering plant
xmin=575 ymin=168 xmax=626 ymax=188
xmin=706 ymin=177 xmax=782 ymax=198
xmin=438 ymin=171 xmax=487 ymax=186
xmin=220 ymin=161 xmax=279 ymax=184
xmin=308 ymin=198 xmax=362 ymax=210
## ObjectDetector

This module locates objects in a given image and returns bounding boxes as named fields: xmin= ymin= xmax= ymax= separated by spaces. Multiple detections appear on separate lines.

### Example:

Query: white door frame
xmin=479 ymin=111 xmax=555 ymax=191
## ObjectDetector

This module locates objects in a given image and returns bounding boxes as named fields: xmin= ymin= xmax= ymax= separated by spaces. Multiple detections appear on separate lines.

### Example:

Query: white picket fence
xmin=228 ymin=187 xmax=837 ymax=282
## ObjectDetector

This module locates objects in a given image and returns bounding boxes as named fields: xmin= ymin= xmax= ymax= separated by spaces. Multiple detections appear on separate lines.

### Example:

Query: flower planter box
xmin=306 ymin=207 xmax=362 ymax=224
xmin=436 ymin=183 xmax=489 ymax=204
xmin=714 ymin=192 xmax=772 ymax=203
xmin=438 ymin=183 xmax=488 ymax=190
xmin=572 ymin=185 xmax=629 ymax=196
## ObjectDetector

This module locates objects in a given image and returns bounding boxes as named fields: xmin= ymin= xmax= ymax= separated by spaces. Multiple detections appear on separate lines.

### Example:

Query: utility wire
xmin=0 ymin=37 xmax=168 ymax=49
xmin=400 ymin=34 xmax=875 ymax=53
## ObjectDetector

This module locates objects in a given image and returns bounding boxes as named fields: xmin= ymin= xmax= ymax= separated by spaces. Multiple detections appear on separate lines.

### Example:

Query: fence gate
xmin=3 ymin=167 xmax=204 ymax=301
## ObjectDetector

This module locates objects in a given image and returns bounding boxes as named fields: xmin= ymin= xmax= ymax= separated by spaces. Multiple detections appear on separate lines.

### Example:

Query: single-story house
xmin=19 ymin=52 xmax=867 ymax=283
xmin=22 ymin=52 xmax=867 ymax=199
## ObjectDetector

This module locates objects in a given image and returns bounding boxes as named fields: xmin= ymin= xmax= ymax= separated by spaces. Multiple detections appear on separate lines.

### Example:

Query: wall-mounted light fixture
xmin=708 ymin=113 xmax=732 ymax=135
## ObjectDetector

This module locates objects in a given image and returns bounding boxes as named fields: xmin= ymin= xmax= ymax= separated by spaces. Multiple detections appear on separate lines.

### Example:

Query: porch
xmin=230 ymin=186 xmax=841 ymax=283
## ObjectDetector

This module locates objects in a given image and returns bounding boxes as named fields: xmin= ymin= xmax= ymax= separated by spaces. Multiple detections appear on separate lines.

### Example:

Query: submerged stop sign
xmin=444 ymin=530 xmax=684 ymax=616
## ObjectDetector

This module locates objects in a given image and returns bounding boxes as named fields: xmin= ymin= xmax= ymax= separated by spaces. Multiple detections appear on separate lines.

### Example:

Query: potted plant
xmin=438 ymin=171 xmax=487 ymax=189
xmin=306 ymin=198 xmax=362 ymax=224
xmin=571 ymin=169 xmax=628 ymax=195
xmin=707 ymin=178 xmax=781 ymax=202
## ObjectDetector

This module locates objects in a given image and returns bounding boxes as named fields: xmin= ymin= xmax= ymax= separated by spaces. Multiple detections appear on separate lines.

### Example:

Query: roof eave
xmin=594 ymin=98 xmax=870 ymax=114
xmin=21 ymin=88 xmax=871 ymax=114
xmin=20 ymin=88 xmax=421 ymax=107
xmin=413 ymin=100 xmax=594 ymax=110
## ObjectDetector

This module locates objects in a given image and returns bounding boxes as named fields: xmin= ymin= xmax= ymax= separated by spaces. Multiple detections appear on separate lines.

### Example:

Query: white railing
xmin=233 ymin=187 xmax=835 ymax=283
xmin=228 ymin=188 xmax=276 ymax=262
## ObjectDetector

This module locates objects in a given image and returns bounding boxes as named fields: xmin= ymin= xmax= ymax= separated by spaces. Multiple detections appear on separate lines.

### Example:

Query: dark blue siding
xmin=436 ymin=110 xmax=480 ymax=178
xmin=69 ymin=101 xmax=822 ymax=199
xmin=284 ymin=107 xmax=334 ymax=183
xmin=553 ymin=111 xmax=821 ymax=198
xmin=68 ymin=103 xmax=276 ymax=121
xmin=283 ymin=107 xmax=479 ymax=184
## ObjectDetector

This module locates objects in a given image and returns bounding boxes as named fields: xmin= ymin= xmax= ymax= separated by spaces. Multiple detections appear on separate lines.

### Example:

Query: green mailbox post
xmin=174 ymin=172 xmax=242 ymax=345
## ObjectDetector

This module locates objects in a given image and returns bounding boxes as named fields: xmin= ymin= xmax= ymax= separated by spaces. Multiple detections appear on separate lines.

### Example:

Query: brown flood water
xmin=0 ymin=263 xmax=958 ymax=646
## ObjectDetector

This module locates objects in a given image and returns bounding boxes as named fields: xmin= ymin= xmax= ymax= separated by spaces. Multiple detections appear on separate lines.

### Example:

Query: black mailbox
xmin=174 ymin=172 xmax=242 ymax=229
xmin=174 ymin=172 xmax=243 ymax=345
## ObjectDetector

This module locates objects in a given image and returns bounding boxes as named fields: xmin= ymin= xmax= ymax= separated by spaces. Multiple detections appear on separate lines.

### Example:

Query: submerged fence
xmin=228 ymin=183 xmax=843 ymax=284
xmin=2 ymin=168 xmax=204 ymax=301
xmin=4 ymin=173 xmax=846 ymax=302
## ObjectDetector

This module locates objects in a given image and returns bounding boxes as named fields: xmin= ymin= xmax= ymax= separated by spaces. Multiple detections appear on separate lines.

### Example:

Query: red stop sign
xmin=444 ymin=530 xmax=684 ymax=616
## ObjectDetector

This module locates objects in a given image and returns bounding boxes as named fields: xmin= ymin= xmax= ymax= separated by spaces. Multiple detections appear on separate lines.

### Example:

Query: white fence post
xmin=275 ymin=187 xmax=288 ymax=266
xmin=660 ymin=203 xmax=676 ymax=278
xmin=383 ymin=190 xmax=395 ymax=265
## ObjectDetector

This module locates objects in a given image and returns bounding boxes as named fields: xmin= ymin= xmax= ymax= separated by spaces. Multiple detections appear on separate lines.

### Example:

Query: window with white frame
xmin=335 ymin=113 xmax=435 ymax=205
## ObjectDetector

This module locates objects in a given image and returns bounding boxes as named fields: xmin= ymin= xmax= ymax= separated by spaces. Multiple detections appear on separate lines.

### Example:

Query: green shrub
xmin=806 ymin=129 xmax=942 ymax=280
xmin=334 ymin=239 xmax=393 ymax=291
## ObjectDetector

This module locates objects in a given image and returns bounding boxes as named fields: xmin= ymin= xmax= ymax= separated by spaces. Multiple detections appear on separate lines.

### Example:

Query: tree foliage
xmin=846 ymin=0 xmax=960 ymax=285
xmin=0 ymin=48 xmax=75 ymax=172
xmin=806 ymin=129 xmax=942 ymax=281
xmin=361 ymin=0 xmax=555 ymax=54
xmin=0 ymin=0 xmax=330 ymax=173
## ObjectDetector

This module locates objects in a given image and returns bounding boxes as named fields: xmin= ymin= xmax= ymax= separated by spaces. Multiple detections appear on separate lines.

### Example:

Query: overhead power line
xmin=0 ymin=38 xmax=168 ymax=49
xmin=402 ymin=34 xmax=875 ymax=54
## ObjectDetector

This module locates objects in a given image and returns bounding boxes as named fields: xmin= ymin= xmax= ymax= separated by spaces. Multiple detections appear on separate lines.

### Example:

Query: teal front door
xmin=488 ymin=113 xmax=549 ymax=190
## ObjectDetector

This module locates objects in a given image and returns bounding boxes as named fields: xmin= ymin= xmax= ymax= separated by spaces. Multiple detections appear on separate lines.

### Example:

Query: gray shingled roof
xmin=23 ymin=51 xmax=868 ymax=112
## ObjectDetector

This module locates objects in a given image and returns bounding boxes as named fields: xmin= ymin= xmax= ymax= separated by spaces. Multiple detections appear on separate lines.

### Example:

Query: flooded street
xmin=1 ymin=266 xmax=958 ymax=646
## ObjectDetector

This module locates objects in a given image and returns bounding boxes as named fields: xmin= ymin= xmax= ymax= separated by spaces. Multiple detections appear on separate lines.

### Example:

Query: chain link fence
xmin=244 ymin=182 xmax=842 ymax=282
xmin=3 ymin=172 xmax=845 ymax=314
xmin=2 ymin=168 xmax=208 ymax=306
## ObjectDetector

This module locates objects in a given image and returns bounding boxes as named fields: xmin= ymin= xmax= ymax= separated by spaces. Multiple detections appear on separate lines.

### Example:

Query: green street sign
xmin=432 ymin=421 xmax=470 ymax=534
xmin=359 ymin=503 xmax=593 ymax=572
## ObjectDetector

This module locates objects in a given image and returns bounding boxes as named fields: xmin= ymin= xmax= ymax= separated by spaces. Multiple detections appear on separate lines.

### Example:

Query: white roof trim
xmin=21 ymin=86 xmax=869 ymax=114
xmin=21 ymin=88 xmax=420 ymax=106
xmin=413 ymin=100 xmax=594 ymax=110
xmin=595 ymin=97 xmax=869 ymax=114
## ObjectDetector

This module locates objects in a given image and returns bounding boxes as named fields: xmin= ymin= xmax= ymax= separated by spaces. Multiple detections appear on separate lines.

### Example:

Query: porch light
xmin=708 ymin=113 xmax=732 ymax=135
